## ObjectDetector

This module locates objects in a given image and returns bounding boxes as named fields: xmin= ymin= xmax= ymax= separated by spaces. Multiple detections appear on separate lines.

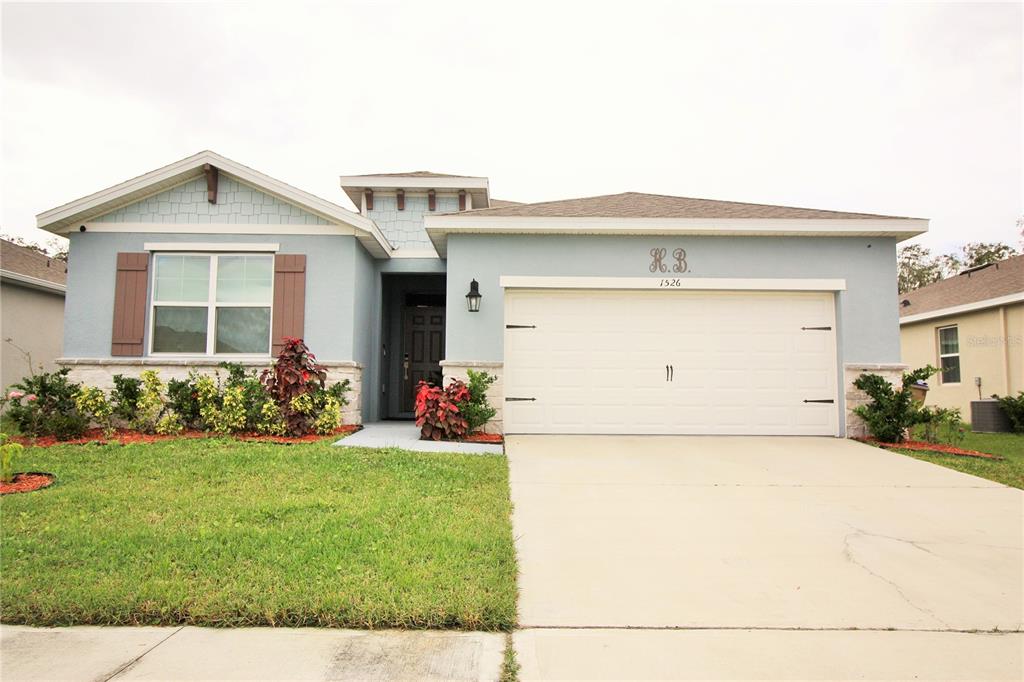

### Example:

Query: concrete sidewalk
xmin=335 ymin=422 xmax=503 ymax=455
xmin=0 ymin=625 xmax=505 ymax=682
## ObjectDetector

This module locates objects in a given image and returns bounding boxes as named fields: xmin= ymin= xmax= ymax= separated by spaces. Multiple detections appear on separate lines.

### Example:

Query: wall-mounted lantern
xmin=466 ymin=279 xmax=482 ymax=313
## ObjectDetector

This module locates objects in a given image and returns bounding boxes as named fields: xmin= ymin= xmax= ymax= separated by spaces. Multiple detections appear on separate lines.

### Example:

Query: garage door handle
xmin=803 ymin=399 xmax=835 ymax=403
xmin=801 ymin=326 xmax=832 ymax=331
xmin=505 ymin=397 xmax=537 ymax=402
xmin=506 ymin=324 xmax=536 ymax=329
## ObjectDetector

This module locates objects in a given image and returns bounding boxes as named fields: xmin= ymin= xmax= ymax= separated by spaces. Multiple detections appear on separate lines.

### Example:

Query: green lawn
xmin=0 ymin=438 xmax=517 ymax=630
xmin=898 ymin=428 xmax=1024 ymax=489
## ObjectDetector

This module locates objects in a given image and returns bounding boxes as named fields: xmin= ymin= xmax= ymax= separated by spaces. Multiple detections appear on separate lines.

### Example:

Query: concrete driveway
xmin=508 ymin=436 xmax=1023 ymax=680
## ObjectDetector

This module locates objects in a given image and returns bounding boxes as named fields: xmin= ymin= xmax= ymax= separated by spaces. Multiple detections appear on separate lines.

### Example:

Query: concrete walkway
xmin=508 ymin=435 xmax=1024 ymax=680
xmin=335 ymin=421 xmax=503 ymax=455
xmin=0 ymin=625 xmax=505 ymax=682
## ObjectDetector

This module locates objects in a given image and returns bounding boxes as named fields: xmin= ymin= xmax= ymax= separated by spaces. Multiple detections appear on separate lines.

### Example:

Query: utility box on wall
xmin=971 ymin=400 xmax=1013 ymax=433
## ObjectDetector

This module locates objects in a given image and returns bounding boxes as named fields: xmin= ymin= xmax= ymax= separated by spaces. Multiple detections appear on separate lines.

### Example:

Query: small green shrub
xmin=166 ymin=377 xmax=201 ymax=429
xmin=3 ymin=369 xmax=88 ymax=439
xmin=74 ymin=386 xmax=114 ymax=437
xmin=221 ymin=363 xmax=271 ymax=431
xmin=853 ymin=366 xmax=937 ymax=443
xmin=131 ymin=371 xmax=179 ymax=435
xmin=917 ymin=406 xmax=965 ymax=445
xmin=111 ymin=374 xmax=143 ymax=422
xmin=458 ymin=369 xmax=497 ymax=432
xmin=1 ymin=434 xmax=23 ymax=483
xmin=992 ymin=392 xmax=1024 ymax=434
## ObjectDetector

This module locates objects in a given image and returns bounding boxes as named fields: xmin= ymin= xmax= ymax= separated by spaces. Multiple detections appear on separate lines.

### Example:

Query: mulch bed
xmin=1 ymin=472 xmax=55 ymax=495
xmin=860 ymin=438 xmax=1002 ymax=460
xmin=464 ymin=432 xmax=504 ymax=444
xmin=10 ymin=425 xmax=362 ymax=448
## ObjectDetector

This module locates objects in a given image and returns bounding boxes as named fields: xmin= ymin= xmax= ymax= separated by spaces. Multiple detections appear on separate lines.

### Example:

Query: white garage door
xmin=503 ymin=288 xmax=839 ymax=436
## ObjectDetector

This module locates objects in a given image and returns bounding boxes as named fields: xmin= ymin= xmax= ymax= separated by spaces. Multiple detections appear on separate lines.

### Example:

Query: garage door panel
xmin=504 ymin=289 xmax=838 ymax=435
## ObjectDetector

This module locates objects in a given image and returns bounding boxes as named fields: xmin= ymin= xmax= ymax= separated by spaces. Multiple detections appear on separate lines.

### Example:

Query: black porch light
xmin=465 ymin=279 xmax=482 ymax=312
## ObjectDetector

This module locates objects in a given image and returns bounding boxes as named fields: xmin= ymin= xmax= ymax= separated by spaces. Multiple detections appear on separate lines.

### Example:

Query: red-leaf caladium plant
xmin=414 ymin=379 xmax=470 ymax=441
xmin=261 ymin=337 xmax=327 ymax=436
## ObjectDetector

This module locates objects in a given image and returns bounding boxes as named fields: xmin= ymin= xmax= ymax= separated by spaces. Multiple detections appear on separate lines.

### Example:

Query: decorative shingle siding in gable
xmin=368 ymin=194 xmax=457 ymax=249
xmin=93 ymin=176 xmax=330 ymax=225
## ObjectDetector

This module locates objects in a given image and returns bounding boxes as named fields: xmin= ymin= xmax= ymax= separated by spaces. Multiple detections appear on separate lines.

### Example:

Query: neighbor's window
xmin=151 ymin=254 xmax=273 ymax=355
xmin=937 ymin=325 xmax=960 ymax=384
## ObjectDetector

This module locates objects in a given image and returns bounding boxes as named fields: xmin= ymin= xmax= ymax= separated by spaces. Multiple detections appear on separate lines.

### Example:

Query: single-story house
xmin=1 ymin=238 xmax=68 ymax=390
xmin=899 ymin=255 xmax=1023 ymax=417
xmin=37 ymin=150 xmax=927 ymax=436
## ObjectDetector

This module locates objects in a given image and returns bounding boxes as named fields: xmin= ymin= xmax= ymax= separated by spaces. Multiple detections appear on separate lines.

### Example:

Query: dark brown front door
xmin=402 ymin=306 xmax=445 ymax=412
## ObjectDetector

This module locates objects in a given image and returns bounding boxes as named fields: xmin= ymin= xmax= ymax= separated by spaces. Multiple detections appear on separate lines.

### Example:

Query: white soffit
xmin=423 ymin=216 xmax=929 ymax=256
xmin=36 ymin=150 xmax=394 ymax=259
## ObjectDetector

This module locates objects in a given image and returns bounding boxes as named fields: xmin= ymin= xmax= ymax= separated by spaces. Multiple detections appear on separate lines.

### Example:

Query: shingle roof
xmin=899 ymin=255 xmax=1024 ymax=317
xmin=487 ymin=198 xmax=522 ymax=208
xmin=450 ymin=191 xmax=917 ymax=220
xmin=0 ymin=239 xmax=67 ymax=285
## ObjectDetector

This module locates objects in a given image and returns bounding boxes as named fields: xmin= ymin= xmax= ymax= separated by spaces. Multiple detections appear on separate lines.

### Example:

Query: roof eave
xmin=1 ymin=269 xmax=67 ymax=294
xmin=423 ymin=216 xmax=929 ymax=257
xmin=899 ymin=291 xmax=1024 ymax=325
xmin=36 ymin=151 xmax=394 ymax=259
xmin=339 ymin=175 xmax=490 ymax=208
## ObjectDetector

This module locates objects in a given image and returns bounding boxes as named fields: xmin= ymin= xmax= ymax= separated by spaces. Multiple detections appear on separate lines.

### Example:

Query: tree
xmin=960 ymin=242 xmax=1018 ymax=269
xmin=897 ymin=244 xmax=943 ymax=293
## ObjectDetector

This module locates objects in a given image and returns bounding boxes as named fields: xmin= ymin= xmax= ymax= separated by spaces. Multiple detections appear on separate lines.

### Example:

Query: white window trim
xmin=149 ymin=252 xmax=274 ymax=358
xmin=143 ymin=242 xmax=279 ymax=252
xmin=937 ymin=324 xmax=961 ymax=385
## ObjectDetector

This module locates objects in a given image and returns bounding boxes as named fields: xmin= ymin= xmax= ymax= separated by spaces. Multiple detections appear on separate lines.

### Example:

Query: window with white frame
xmin=151 ymin=254 xmax=273 ymax=355
xmin=937 ymin=325 xmax=960 ymax=384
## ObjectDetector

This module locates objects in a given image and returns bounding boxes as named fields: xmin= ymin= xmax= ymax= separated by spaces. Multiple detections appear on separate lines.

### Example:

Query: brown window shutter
xmin=272 ymin=254 xmax=307 ymax=355
xmin=111 ymin=253 xmax=150 ymax=356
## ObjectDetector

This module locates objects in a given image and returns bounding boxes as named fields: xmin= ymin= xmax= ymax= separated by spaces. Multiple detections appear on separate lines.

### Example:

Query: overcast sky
xmin=2 ymin=1 xmax=1020 ymax=254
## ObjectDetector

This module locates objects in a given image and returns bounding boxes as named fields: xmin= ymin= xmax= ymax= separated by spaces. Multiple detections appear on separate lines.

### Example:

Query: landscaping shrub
xmin=457 ymin=369 xmax=497 ymax=432
xmin=2 ymin=369 xmax=88 ymax=439
xmin=853 ymin=365 xmax=937 ymax=443
xmin=992 ymin=392 xmax=1024 ymax=434
xmin=415 ymin=379 xmax=469 ymax=441
xmin=261 ymin=338 xmax=328 ymax=436
xmin=917 ymin=406 xmax=965 ymax=446
xmin=0 ymin=434 xmax=22 ymax=483
xmin=111 ymin=375 xmax=143 ymax=422
xmin=74 ymin=386 xmax=114 ymax=437
xmin=166 ymin=377 xmax=201 ymax=429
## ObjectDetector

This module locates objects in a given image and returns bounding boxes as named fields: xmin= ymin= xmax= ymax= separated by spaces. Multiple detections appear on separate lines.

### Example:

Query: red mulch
xmin=1 ymin=473 xmax=55 ymax=495
xmin=859 ymin=438 xmax=1002 ymax=460
xmin=464 ymin=432 xmax=504 ymax=444
xmin=10 ymin=425 xmax=362 ymax=448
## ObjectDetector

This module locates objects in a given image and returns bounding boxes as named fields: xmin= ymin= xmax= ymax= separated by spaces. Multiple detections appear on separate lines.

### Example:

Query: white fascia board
xmin=424 ymin=217 xmax=929 ymax=256
xmin=36 ymin=150 xmax=394 ymax=258
xmin=0 ymin=269 xmax=66 ymax=294
xmin=143 ymin=242 xmax=280 ymax=252
xmin=899 ymin=292 xmax=1024 ymax=325
xmin=83 ymin=222 xmax=357 ymax=235
xmin=499 ymin=276 xmax=847 ymax=291
xmin=340 ymin=175 xmax=489 ymax=190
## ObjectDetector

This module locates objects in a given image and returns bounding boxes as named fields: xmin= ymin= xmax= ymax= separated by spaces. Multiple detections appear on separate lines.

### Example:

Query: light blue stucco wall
xmin=366 ymin=194 xmax=459 ymax=249
xmin=93 ymin=175 xmax=329 ymax=225
xmin=63 ymin=232 xmax=364 ymax=362
xmin=444 ymin=234 xmax=900 ymax=364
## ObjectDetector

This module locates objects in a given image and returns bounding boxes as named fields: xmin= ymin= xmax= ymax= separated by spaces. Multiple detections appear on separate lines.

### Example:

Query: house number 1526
xmin=649 ymin=248 xmax=688 ymax=274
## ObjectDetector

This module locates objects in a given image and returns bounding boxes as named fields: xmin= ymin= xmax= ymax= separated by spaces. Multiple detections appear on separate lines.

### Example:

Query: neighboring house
xmin=37 ymin=150 xmax=927 ymax=436
xmin=899 ymin=255 xmax=1024 ymax=418
xmin=1 ymin=239 xmax=68 ymax=390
